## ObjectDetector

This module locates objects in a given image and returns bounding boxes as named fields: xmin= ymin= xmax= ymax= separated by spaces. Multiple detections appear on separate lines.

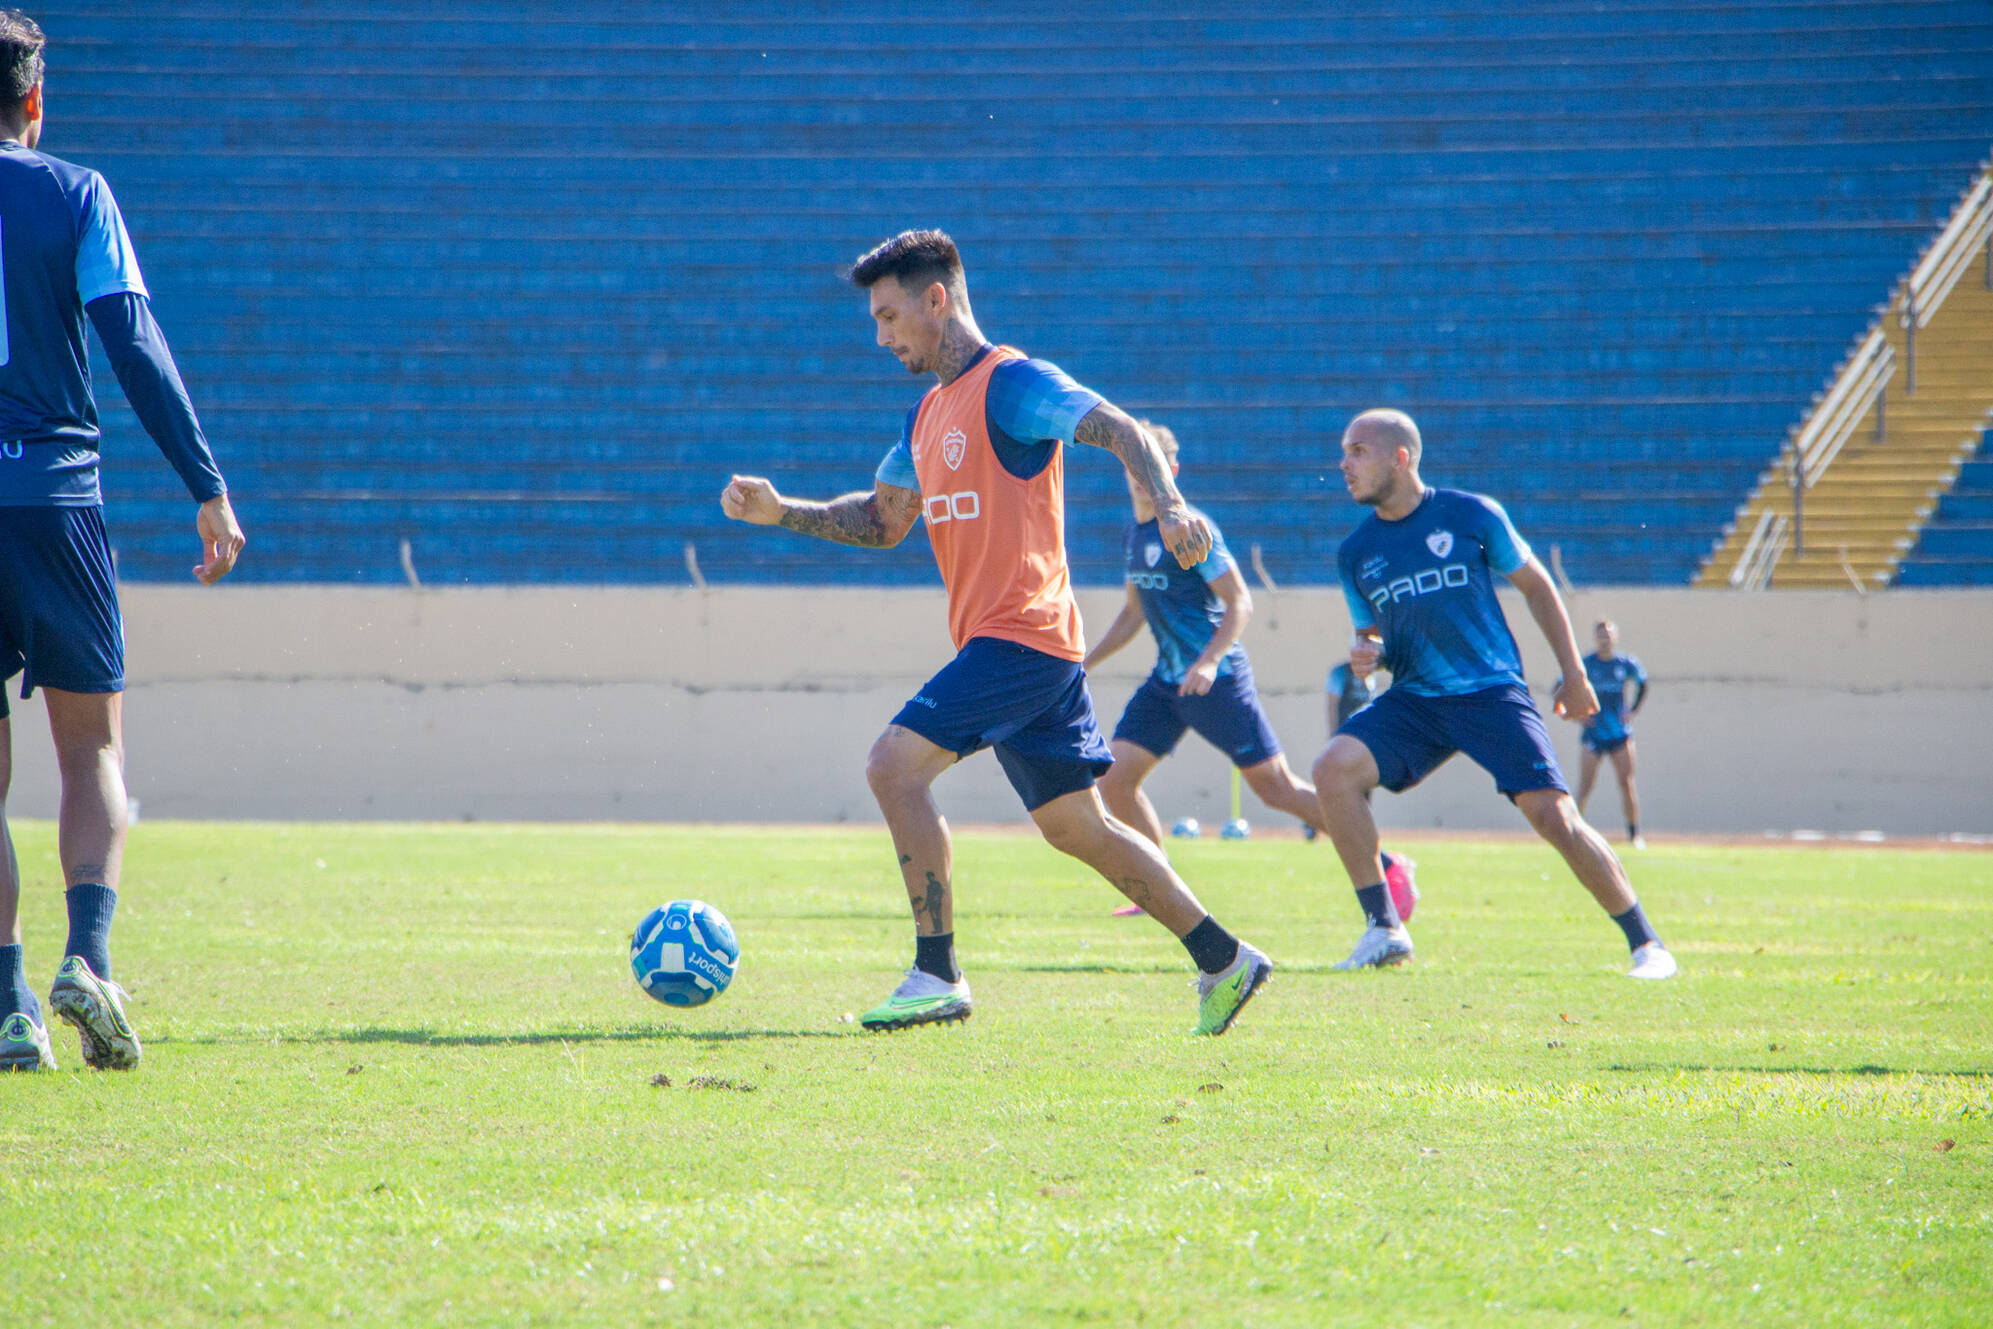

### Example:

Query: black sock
xmin=914 ymin=932 xmax=960 ymax=984
xmin=1611 ymin=902 xmax=1660 ymax=951
xmin=1355 ymin=883 xmax=1400 ymax=931
xmin=1628 ymin=823 xmax=1640 ymax=840
xmin=1181 ymin=915 xmax=1240 ymax=975
xmin=0 ymin=944 xmax=37 ymax=1022
xmin=64 ymin=883 xmax=117 ymax=980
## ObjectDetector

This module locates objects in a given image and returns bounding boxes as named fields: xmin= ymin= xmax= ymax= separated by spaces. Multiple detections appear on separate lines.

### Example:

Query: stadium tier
xmin=1897 ymin=440 xmax=1993 ymax=585
xmin=51 ymin=2 xmax=1993 ymax=585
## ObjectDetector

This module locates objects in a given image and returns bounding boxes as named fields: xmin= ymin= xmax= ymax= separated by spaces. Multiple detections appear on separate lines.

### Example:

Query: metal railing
xmin=1902 ymin=169 xmax=1993 ymax=393
xmin=1728 ymin=508 xmax=1791 ymax=591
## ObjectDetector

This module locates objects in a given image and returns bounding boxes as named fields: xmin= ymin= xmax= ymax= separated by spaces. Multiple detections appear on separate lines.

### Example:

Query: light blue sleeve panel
xmin=1629 ymin=654 xmax=1648 ymax=685
xmin=874 ymin=403 xmax=920 ymax=492
xmin=73 ymin=171 xmax=148 ymax=305
xmin=986 ymin=356 xmax=1103 ymax=444
xmin=1195 ymin=514 xmax=1237 ymax=584
xmin=1469 ymin=493 xmax=1532 ymax=576
xmin=1336 ymin=543 xmax=1377 ymax=630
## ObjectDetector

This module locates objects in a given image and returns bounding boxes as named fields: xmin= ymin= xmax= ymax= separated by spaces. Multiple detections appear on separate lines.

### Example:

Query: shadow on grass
xmin=331 ymin=1027 xmax=857 ymax=1046
xmin=1607 ymin=1062 xmax=1990 ymax=1078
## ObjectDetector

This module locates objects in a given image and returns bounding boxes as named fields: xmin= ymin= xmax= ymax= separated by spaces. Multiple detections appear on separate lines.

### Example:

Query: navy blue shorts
xmin=1112 ymin=663 xmax=1282 ymax=768
xmin=0 ymin=505 xmax=125 ymax=718
xmin=1582 ymin=729 xmax=1632 ymax=756
xmin=890 ymin=637 xmax=1113 ymax=811
xmin=1338 ymin=682 xmax=1568 ymax=799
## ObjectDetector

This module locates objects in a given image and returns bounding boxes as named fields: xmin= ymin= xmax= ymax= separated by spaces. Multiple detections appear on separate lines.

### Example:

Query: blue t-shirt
xmin=874 ymin=346 xmax=1102 ymax=491
xmin=1579 ymin=652 xmax=1647 ymax=743
xmin=0 ymin=140 xmax=149 ymax=506
xmin=1336 ymin=488 xmax=1534 ymax=698
xmin=1124 ymin=510 xmax=1242 ymax=686
xmin=1327 ymin=662 xmax=1376 ymax=728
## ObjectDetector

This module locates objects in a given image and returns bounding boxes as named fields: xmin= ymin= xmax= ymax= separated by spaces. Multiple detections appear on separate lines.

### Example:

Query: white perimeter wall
xmin=3 ymin=585 xmax=1988 ymax=834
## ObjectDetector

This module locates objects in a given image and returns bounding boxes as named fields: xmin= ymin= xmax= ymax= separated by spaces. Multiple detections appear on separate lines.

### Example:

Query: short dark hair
xmin=0 ymin=9 xmax=43 ymax=108
xmin=1136 ymin=418 xmax=1180 ymax=462
xmin=848 ymin=229 xmax=964 ymax=297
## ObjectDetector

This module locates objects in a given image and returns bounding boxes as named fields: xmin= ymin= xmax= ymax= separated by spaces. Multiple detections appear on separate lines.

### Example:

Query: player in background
xmin=0 ymin=11 xmax=246 ymax=1071
xmin=1083 ymin=420 xmax=1332 ymax=865
xmin=721 ymin=230 xmax=1272 ymax=1035
xmin=1560 ymin=619 xmax=1648 ymax=850
xmin=1312 ymin=409 xmax=1674 ymax=980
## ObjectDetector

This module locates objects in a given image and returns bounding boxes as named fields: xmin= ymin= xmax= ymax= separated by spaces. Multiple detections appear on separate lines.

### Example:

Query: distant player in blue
xmin=0 ymin=12 xmax=246 ymax=1071
xmin=1312 ymin=410 xmax=1674 ymax=980
xmin=1327 ymin=662 xmax=1375 ymax=733
xmin=1559 ymin=619 xmax=1648 ymax=850
xmin=1085 ymin=422 xmax=1331 ymax=853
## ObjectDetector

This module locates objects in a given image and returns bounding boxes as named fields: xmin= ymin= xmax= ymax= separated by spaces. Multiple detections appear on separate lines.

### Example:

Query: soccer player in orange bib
xmin=722 ymin=230 xmax=1272 ymax=1035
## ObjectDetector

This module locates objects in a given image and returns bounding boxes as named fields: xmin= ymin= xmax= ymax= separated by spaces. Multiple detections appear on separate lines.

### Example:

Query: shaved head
xmin=1345 ymin=408 xmax=1422 ymax=466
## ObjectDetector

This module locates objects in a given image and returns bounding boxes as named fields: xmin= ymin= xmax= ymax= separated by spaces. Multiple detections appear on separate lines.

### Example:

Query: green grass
xmin=1 ymin=821 xmax=1988 ymax=1327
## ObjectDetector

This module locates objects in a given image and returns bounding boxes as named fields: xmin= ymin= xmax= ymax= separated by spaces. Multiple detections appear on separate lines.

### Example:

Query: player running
xmin=1312 ymin=410 xmax=1674 ymax=980
xmin=0 ymin=11 xmax=246 ymax=1071
xmin=1083 ymin=420 xmax=1331 ymax=857
xmin=1562 ymin=619 xmax=1648 ymax=849
xmin=720 ymin=230 xmax=1272 ymax=1035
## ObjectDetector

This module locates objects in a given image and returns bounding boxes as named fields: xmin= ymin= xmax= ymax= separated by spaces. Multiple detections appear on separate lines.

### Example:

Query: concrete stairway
xmin=1701 ymin=169 xmax=1993 ymax=590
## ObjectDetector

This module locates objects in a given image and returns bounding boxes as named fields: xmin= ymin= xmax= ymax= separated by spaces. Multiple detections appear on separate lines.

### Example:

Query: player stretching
xmin=722 ymin=230 xmax=1272 ymax=1035
xmin=0 ymin=11 xmax=246 ymax=1071
xmin=1312 ymin=410 xmax=1674 ymax=980
xmin=1563 ymin=619 xmax=1647 ymax=850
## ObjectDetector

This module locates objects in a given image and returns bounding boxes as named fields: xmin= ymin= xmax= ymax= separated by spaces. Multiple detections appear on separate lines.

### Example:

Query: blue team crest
xmin=942 ymin=427 xmax=967 ymax=471
xmin=1426 ymin=529 xmax=1454 ymax=558
xmin=1145 ymin=542 xmax=1164 ymax=568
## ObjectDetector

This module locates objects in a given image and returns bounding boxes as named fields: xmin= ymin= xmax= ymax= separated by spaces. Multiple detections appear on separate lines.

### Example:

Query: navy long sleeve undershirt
xmin=84 ymin=291 xmax=227 ymax=503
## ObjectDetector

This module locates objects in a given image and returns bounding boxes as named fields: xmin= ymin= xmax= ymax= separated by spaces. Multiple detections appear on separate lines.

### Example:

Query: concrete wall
xmin=3 ymin=585 xmax=1988 ymax=834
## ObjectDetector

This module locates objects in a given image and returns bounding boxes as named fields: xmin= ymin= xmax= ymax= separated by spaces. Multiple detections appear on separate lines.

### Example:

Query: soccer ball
xmin=1171 ymin=817 xmax=1202 ymax=838
xmin=630 ymin=900 xmax=739 ymax=1007
xmin=1220 ymin=817 xmax=1251 ymax=840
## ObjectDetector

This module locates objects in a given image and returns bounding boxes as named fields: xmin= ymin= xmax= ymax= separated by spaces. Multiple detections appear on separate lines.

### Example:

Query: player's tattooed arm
xmin=1073 ymin=403 xmax=1214 ymax=568
xmin=721 ymin=475 xmax=920 ymax=548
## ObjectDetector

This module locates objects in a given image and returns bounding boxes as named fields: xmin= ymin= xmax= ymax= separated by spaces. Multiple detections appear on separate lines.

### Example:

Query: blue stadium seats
xmin=1896 ymin=441 xmax=1993 ymax=585
xmin=44 ymin=2 xmax=1993 ymax=586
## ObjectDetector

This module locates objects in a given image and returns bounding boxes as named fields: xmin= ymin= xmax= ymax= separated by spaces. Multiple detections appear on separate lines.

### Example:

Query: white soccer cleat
xmin=1626 ymin=942 xmax=1677 ymax=980
xmin=1332 ymin=924 xmax=1414 ymax=970
xmin=1631 ymin=835 xmax=1648 ymax=851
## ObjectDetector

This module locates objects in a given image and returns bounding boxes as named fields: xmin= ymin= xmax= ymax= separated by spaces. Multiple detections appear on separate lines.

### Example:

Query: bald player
xmin=721 ymin=230 xmax=1273 ymax=1036
xmin=1311 ymin=409 xmax=1676 ymax=980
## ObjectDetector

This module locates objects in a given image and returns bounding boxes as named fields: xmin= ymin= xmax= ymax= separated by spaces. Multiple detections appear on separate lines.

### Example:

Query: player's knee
xmin=1311 ymin=742 xmax=1367 ymax=796
xmin=1523 ymin=793 xmax=1581 ymax=845
xmin=864 ymin=738 xmax=919 ymax=801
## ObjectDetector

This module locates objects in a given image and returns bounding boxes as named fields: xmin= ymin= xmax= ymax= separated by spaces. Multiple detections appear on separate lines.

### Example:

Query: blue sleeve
xmin=874 ymin=404 xmax=920 ymax=492
xmin=986 ymin=357 xmax=1102 ymax=444
xmin=85 ymin=292 xmax=226 ymax=502
xmin=1630 ymin=655 xmax=1648 ymax=685
xmin=1195 ymin=517 xmax=1237 ymax=584
xmin=1470 ymin=494 xmax=1532 ymax=576
xmin=73 ymin=172 xmax=148 ymax=306
xmin=1337 ymin=546 xmax=1376 ymax=630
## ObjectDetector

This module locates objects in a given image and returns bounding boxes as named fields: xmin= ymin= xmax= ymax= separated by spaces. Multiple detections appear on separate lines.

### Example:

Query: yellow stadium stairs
xmin=1701 ymin=164 xmax=1993 ymax=590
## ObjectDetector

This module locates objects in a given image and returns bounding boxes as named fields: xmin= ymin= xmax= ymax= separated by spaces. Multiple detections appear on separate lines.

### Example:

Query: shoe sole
xmin=49 ymin=985 xmax=140 ymax=1070
xmin=861 ymin=1004 xmax=973 ymax=1032
xmin=1202 ymin=961 xmax=1272 ymax=1036
xmin=1333 ymin=948 xmax=1414 ymax=971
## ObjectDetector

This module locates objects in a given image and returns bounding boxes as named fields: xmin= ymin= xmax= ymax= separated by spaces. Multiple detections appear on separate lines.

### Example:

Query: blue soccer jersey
xmin=1580 ymin=652 xmax=1646 ymax=744
xmin=874 ymin=346 xmax=1102 ymax=490
xmin=1123 ymin=511 xmax=1243 ymax=686
xmin=1336 ymin=488 xmax=1533 ymax=697
xmin=0 ymin=140 xmax=149 ymax=506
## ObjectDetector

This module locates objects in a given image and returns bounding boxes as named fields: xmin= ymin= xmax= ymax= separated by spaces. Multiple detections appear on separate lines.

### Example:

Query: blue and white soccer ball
xmin=1221 ymin=817 xmax=1251 ymax=841
xmin=1171 ymin=817 xmax=1202 ymax=839
xmin=630 ymin=900 xmax=739 ymax=1007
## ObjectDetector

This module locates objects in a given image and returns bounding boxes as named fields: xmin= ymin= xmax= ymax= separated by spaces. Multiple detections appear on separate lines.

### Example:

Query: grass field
xmin=1 ymin=820 xmax=1987 ymax=1326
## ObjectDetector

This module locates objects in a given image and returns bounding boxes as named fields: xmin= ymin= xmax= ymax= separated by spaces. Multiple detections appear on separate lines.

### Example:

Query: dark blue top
xmin=1578 ymin=652 xmax=1647 ymax=743
xmin=1336 ymin=487 xmax=1534 ymax=697
xmin=1124 ymin=509 xmax=1241 ymax=685
xmin=0 ymin=140 xmax=223 ymax=506
xmin=874 ymin=346 xmax=1102 ymax=489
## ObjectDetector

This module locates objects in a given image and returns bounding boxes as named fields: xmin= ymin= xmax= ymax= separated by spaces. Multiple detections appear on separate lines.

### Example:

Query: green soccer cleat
xmin=1193 ymin=941 xmax=1273 ymax=1036
xmin=0 ymin=1010 xmax=57 ymax=1071
xmin=49 ymin=956 xmax=141 ymax=1071
xmin=860 ymin=968 xmax=973 ymax=1032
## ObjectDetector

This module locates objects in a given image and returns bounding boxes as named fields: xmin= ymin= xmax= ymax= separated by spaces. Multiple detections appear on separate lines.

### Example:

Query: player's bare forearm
xmin=1196 ymin=569 xmax=1253 ymax=669
xmin=1511 ymin=560 xmax=1585 ymax=679
xmin=1085 ymin=599 xmax=1146 ymax=670
xmin=777 ymin=492 xmax=896 ymax=547
xmin=1074 ymin=403 xmax=1187 ymax=518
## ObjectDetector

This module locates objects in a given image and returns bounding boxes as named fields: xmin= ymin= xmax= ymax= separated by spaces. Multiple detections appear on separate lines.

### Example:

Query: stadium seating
xmin=46 ymin=3 xmax=1993 ymax=585
xmin=1897 ymin=440 xmax=1993 ymax=585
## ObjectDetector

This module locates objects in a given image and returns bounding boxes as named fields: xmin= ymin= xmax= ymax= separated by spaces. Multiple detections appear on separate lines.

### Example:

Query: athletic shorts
xmin=1112 ymin=663 xmax=1281 ymax=768
xmin=0 ymin=505 xmax=125 ymax=718
xmin=1338 ymin=682 xmax=1568 ymax=799
xmin=890 ymin=636 xmax=1113 ymax=811
xmin=1582 ymin=729 xmax=1632 ymax=756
